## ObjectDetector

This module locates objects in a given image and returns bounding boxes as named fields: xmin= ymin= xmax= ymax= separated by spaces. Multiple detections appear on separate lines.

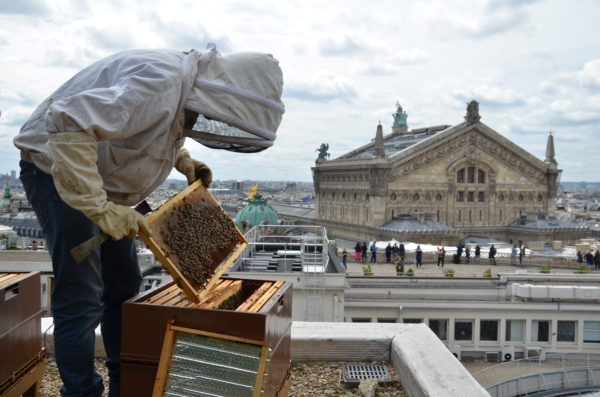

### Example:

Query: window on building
xmin=480 ymin=320 xmax=499 ymax=341
xmin=458 ymin=210 xmax=462 ymax=222
xmin=479 ymin=210 xmax=482 ymax=221
xmin=500 ymin=210 xmax=503 ymax=221
xmin=455 ymin=319 xmax=473 ymax=341
xmin=467 ymin=167 xmax=475 ymax=183
xmin=457 ymin=191 xmax=464 ymax=202
xmin=457 ymin=168 xmax=465 ymax=183
xmin=403 ymin=318 xmax=422 ymax=324
xmin=506 ymin=320 xmax=525 ymax=342
xmin=478 ymin=192 xmax=485 ymax=202
xmin=429 ymin=319 xmax=448 ymax=341
xmin=468 ymin=210 xmax=472 ymax=222
xmin=478 ymin=169 xmax=486 ymax=184
xmin=532 ymin=320 xmax=550 ymax=342
xmin=352 ymin=318 xmax=372 ymax=323
xmin=584 ymin=321 xmax=600 ymax=343
xmin=557 ymin=321 xmax=576 ymax=342
xmin=467 ymin=192 xmax=474 ymax=202
xmin=377 ymin=318 xmax=397 ymax=323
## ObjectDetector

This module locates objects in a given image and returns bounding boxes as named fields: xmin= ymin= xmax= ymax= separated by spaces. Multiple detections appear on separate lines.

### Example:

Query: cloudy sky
xmin=1 ymin=0 xmax=599 ymax=182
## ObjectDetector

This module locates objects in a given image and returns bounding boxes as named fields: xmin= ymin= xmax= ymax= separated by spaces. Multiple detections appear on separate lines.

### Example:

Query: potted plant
xmin=362 ymin=265 xmax=373 ymax=276
xmin=538 ymin=264 xmax=551 ymax=274
xmin=483 ymin=268 xmax=492 ymax=278
xmin=444 ymin=269 xmax=455 ymax=277
xmin=405 ymin=268 xmax=414 ymax=277
xmin=574 ymin=264 xmax=589 ymax=274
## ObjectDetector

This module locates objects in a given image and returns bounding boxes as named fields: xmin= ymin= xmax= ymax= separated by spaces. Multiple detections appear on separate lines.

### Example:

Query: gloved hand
xmin=47 ymin=132 xmax=151 ymax=240
xmin=88 ymin=201 xmax=151 ymax=240
xmin=175 ymin=148 xmax=212 ymax=187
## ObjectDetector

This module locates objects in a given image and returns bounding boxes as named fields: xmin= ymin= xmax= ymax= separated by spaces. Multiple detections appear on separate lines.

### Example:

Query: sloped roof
xmin=337 ymin=125 xmax=451 ymax=160
xmin=509 ymin=217 xmax=587 ymax=230
xmin=380 ymin=215 xmax=455 ymax=232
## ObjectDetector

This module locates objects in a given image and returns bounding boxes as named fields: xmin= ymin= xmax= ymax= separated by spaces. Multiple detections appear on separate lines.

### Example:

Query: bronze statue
xmin=316 ymin=143 xmax=330 ymax=160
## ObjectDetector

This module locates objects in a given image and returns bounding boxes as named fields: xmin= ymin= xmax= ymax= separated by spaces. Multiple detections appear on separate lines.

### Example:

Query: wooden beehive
xmin=139 ymin=180 xmax=247 ymax=303
xmin=121 ymin=278 xmax=293 ymax=397
xmin=0 ymin=272 xmax=43 ymax=395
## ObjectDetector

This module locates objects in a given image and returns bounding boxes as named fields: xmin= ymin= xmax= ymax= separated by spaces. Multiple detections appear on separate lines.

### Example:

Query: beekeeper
xmin=14 ymin=46 xmax=284 ymax=397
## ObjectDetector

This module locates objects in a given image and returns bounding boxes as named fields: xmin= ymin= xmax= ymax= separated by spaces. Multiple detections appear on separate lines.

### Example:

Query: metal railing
xmin=474 ymin=352 xmax=600 ymax=388
xmin=339 ymin=250 xmax=584 ymax=271
xmin=236 ymin=225 xmax=330 ymax=273
xmin=486 ymin=367 xmax=600 ymax=397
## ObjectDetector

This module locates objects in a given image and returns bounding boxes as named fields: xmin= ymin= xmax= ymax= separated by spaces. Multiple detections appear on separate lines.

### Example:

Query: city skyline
xmin=1 ymin=1 xmax=599 ymax=182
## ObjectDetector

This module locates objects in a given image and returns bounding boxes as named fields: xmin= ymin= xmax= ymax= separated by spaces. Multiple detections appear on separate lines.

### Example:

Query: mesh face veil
xmin=184 ymin=50 xmax=285 ymax=153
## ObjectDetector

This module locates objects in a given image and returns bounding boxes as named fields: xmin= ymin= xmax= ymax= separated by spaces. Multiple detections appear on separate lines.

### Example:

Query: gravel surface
xmin=41 ymin=359 xmax=108 ymax=397
xmin=289 ymin=361 xmax=404 ymax=396
xmin=40 ymin=359 xmax=404 ymax=396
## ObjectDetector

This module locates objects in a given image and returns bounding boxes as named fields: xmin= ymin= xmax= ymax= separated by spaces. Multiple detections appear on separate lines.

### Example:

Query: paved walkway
xmin=344 ymin=258 xmax=591 ymax=278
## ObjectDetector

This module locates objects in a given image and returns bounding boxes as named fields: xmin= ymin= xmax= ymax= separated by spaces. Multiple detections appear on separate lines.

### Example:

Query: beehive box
xmin=0 ymin=272 xmax=42 ymax=392
xmin=139 ymin=179 xmax=247 ymax=303
xmin=121 ymin=278 xmax=292 ymax=397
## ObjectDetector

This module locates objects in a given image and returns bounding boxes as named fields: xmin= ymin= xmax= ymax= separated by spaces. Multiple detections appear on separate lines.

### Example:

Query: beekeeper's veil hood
xmin=184 ymin=47 xmax=285 ymax=153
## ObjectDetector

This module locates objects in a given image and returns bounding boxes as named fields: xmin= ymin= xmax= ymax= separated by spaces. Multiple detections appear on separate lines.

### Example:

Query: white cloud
xmin=0 ymin=106 xmax=33 ymax=128
xmin=415 ymin=0 xmax=535 ymax=39
xmin=285 ymin=71 xmax=358 ymax=103
xmin=0 ymin=0 xmax=599 ymax=182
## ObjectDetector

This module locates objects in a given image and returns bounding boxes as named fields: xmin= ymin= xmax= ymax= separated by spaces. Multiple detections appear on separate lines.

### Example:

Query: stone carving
xmin=316 ymin=143 xmax=330 ymax=161
xmin=464 ymin=100 xmax=481 ymax=124
xmin=391 ymin=129 xmax=546 ymax=184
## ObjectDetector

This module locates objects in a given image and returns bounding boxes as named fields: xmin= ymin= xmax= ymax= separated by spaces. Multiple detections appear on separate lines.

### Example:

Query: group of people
xmin=577 ymin=250 xmax=600 ymax=269
xmin=350 ymin=241 xmax=407 ymax=264
xmin=340 ymin=241 xmax=534 ymax=269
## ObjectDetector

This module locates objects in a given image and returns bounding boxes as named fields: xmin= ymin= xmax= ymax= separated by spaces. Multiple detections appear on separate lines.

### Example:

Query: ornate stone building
xmin=312 ymin=102 xmax=587 ymax=244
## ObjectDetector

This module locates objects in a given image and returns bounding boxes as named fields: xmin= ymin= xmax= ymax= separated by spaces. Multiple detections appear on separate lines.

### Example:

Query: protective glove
xmin=174 ymin=148 xmax=212 ymax=187
xmin=47 ymin=132 xmax=150 ymax=240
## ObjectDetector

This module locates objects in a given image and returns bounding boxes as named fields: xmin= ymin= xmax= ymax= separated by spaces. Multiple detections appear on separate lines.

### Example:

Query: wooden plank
xmin=248 ymin=281 xmax=284 ymax=313
xmin=253 ymin=345 xmax=271 ymax=397
xmin=235 ymin=282 xmax=273 ymax=312
xmin=139 ymin=180 xmax=248 ymax=303
xmin=151 ymin=287 xmax=183 ymax=306
xmin=0 ymin=273 xmax=26 ymax=288
xmin=162 ymin=292 xmax=188 ymax=307
xmin=199 ymin=280 xmax=243 ymax=309
xmin=170 ymin=324 xmax=266 ymax=346
xmin=3 ymin=360 xmax=46 ymax=397
xmin=197 ymin=242 xmax=247 ymax=301
xmin=195 ymin=280 xmax=232 ymax=306
xmin=152 ymin=322 xmax=176 ymax=397
xmin=145 ymin=284 xmax=179 ymax=304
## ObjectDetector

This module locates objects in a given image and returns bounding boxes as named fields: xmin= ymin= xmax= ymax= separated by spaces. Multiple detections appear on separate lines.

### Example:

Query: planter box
xmin=121 ymin=278 xmax=292 ymax=397
xmin=0 ymin=272 xmax=42 ymax=391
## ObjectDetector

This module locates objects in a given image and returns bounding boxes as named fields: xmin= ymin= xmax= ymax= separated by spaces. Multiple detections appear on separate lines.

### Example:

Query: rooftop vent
xmin=342 ymin=364 xmax=392 ymax=386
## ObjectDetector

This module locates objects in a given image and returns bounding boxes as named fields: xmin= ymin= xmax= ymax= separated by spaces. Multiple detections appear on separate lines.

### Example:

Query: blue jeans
xmin=20 ymin=161 xmax=142 ymax=397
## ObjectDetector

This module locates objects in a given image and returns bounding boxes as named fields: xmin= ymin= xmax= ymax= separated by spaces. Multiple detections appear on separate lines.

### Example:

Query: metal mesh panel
xmin=343 ymin=364 xmax=391 ymax=382
xmin=164 ymin=331 xmax=264 ymax=396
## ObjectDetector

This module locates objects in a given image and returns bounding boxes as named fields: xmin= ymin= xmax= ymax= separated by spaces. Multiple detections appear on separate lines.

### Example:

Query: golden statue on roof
xmin=248 ymin=184 xmax=259 ymax=200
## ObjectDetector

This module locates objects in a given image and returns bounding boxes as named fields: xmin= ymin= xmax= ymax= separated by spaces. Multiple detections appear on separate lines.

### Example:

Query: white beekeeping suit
xmin=15 ymin=47 xmax=284 ymax=239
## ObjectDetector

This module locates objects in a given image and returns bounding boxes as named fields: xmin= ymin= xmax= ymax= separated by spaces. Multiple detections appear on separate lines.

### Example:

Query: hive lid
xmin=139 ymin=180 xmax=247 ymax=303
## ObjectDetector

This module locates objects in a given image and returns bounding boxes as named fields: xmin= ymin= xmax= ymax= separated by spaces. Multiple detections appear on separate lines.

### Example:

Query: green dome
xmin=234 ymin=193 xmax=279 ymax=228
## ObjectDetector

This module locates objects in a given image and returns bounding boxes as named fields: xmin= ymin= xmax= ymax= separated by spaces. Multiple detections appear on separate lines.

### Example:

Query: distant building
xmin=311 ymin=101 xmax=588 ymax=245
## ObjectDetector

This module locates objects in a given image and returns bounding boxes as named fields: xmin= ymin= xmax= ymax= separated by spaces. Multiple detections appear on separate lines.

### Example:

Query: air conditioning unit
xmin=448 ymin=344 xmax=461 ymax=361
xmin=501 ymin=345 xmax=515 ymax=361
xmin=525 ymin=346 xmax=546 ymax=361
